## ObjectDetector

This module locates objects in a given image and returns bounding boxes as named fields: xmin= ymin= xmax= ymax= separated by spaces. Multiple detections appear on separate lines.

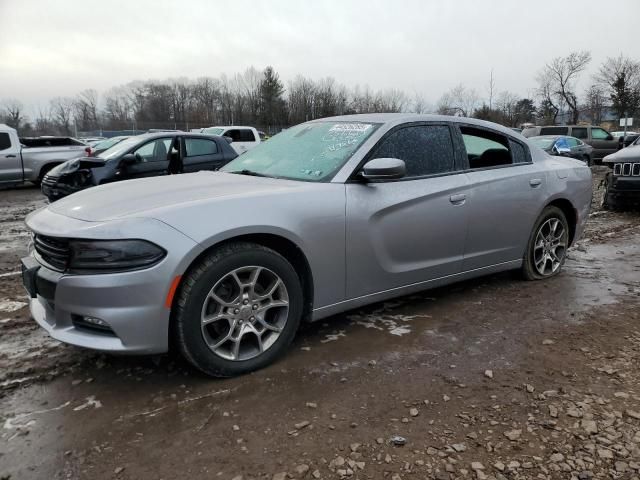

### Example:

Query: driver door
xmin=121 ymin=137 xmax=173 ymax=179
xmin=345 ymin=124 xmax=469 ymax=299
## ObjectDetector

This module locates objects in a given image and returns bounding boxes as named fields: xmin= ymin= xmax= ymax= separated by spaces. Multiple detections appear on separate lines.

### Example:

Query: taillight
xmin=85 ymin=147 xmax=92 ymax=156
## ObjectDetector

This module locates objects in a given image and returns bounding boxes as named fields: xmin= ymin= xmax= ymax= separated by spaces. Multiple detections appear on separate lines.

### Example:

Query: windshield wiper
xmin=229 ymin=169 xmax=274 ymax=178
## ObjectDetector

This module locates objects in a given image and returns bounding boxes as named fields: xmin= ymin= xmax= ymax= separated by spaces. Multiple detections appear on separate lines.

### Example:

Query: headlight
xmin=68 ymin=239 xmax=166 ymax=273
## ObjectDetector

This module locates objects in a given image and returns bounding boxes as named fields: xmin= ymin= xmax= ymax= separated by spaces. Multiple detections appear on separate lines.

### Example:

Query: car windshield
xmin=530 ymin=137 xmax=556 ymax=149
xmin=93 ymin=137 xmax=125 ymax=152
xmin=220 ymin=121 xmax=380 ymax=182
xmin=97 ymin=136 xmax=146 ymax=160
xmin=202 ymin=127 xmax=225 ymax=136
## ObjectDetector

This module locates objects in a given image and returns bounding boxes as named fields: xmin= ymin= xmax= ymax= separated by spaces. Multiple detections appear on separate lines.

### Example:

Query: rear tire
xmin=521 ymin=206 xmax=570 ymax=281
xmin=173 ymin=242 xmax=303 ymax=377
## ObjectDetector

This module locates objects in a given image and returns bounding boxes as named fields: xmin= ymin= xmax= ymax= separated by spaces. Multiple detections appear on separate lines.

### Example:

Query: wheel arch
xmin=170 ymin=232 xmax=315 ymax=330
xmin=544 ymin=198 xmax=578 ymax=246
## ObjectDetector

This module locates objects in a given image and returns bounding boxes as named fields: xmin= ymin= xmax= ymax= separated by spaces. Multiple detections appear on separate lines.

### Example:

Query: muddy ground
xmin=1 ymin=168 xmax=639 ymax=480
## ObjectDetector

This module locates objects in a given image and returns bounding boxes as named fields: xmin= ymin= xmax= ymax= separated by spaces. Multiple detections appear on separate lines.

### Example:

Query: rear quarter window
xmin=509 ymin=139 xmax=530 ymax=163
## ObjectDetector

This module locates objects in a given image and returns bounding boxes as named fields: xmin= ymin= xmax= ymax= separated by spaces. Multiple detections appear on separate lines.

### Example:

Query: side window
xmin=224 ymin=129 xmax=241 ymax=142
xmin=372 ymin=125 xmax=455 ymax=178
xmin=541 ymin=127 xmax=569 ymax=135
xmin=0 ymin=133 xmax=11 ymax=151
xmin=591 ymin=128 xmax=611 ymax=140
xmin=572 ymin=127 xmax=588 ymax=139
xmin=460 ymin=127 xmax=512 ymax=169
xmin=133 ymin=138 xmax=171 ymax=162
xmin=508 ymin=139 xmax=530 ymax=163
xmin=185 ymin=138 xmax=218 ymax=156
xmin=238 ymin=129 xmax=256 ymax=142
xmin=565 ymin=137 xmax=579 ymax=147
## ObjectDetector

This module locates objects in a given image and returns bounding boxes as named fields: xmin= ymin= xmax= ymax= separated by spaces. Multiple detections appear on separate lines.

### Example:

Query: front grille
xmin=34 ymin=234 xmax=70 ymax=271
xmin=41 ymin=175 xmax=59 ymax=187
xmin=613 ymin=162 xmax=640 ymax=176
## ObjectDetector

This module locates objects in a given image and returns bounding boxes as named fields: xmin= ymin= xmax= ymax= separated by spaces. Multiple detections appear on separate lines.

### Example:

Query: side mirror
xmin=606 ymin=134 xmax=613 ymax=141
xmin=223 ymin=136 xmax=233 ymax=144
xmin=121 ymin=153 xmax=137 ymax=165
xmin=359 ymin=158 xmax=406 ymax=181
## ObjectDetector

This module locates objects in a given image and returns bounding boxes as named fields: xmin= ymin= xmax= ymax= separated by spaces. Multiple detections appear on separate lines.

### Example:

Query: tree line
xmin=2 ymin=53 xmax=639 ymax=137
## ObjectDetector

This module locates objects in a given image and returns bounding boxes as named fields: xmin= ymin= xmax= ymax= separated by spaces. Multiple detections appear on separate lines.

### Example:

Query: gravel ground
xmin=0 ymin=171 xmax=639 ymax=480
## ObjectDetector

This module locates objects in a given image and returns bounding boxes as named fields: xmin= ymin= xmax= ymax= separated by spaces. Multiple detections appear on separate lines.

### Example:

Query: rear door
xmin=345 ymin=123 xmax=469 ymax=298
xmin=589 ymin=127 xmax=618 ymax=160
xmin=182 ymin=137 xmax=226 ymax=172
xmin=121 ymin=137 xmax=172 ymax=180
xmin=456 ymin=125 xmax=547 ymax=270
xmin=0 ymin=130 xmax=22 ymax=184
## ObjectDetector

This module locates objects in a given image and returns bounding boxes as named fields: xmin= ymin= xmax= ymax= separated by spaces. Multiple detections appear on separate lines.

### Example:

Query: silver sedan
xmin=22 ymin=114 xmax=592 ymax=376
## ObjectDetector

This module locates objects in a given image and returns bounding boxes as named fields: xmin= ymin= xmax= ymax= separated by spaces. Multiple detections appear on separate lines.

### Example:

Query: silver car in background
xmin=22 ymin=114 xmax=592 ymax=377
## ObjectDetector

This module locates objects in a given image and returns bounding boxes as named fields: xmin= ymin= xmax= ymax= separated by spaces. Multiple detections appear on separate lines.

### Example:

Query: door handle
xmin=5 ymin=154 xmax=16 ymax=158
xmin=529 ymin=178 xmax=542 ymax=187
xmin=449 ymin=193 xmax=466 ymax=204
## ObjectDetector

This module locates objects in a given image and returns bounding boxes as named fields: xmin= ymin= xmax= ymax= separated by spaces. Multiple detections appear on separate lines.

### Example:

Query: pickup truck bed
xmin=0 ymin=125 xmax=88 ymax=186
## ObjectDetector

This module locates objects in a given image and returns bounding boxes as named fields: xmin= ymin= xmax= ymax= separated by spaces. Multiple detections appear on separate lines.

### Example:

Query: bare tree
xmin=411 ymin=93 xmax=429 ymax=114
xmin=495 ymin=91 xmax=519 ymax=126
xmin=1 ymin=98 xmax=24 ymax=129
xmin=73 ymin=89 xmax=99 ymax=131
xmin=50 ymin=97 xmax=74 ymax=134
xmin=536 ymin=70 xmax=561 ymax=124
xmin=437 ymin=84 xmax=479 ymax=117
xmin=541 ymin=51 xmax=591 ymax=124
xmin=583 ymin=84 xmax=607 ymax=125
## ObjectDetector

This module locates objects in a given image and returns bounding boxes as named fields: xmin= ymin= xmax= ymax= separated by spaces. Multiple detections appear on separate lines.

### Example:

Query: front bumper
xmin=41 ymin=175 xmax=85 ymax=201
xmin=23 ymin=209 xmax=203 ymax=354
xmin=609 ymin=176 xmax=640 ymax=202
xmin=22 ymin=256 xmax=174 ymax=354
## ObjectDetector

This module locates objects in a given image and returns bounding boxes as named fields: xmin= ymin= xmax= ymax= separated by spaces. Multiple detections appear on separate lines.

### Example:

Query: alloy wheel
xmin=533 ymin=217 xmax=568 ymax=276
xmin=200 ymin=266 xmax=289 ymax=361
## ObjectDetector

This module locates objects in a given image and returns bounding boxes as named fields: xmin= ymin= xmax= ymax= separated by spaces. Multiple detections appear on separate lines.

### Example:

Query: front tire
xmin=522 ymin=206 xmax=570 ymax=281
xmin=174 ymin=242 xmax=303 ymax=377
xmin=601 ymin=173 xmax=622 ymax=211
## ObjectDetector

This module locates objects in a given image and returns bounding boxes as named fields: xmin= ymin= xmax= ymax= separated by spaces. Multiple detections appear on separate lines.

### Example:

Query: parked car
xmin=521 ymin=125 xmax=618 ymax=163
xmin=201 ymin=126 xmax=261 ymax=154
xmin=601 ymin=142 xmax=640 ymax=210
xmin=40 ymin=132 xmax=237 ymax=201
xmin=622 ymin=133 xmax=640 ymax=148
xmin=0 ymin=125 xmax=90 ymax=187
xmin=88 ymin=136 xmax=131 ymax=157
xmin=22 ymin=114 xmax=592 ymax=377
xmin=529 ymin=135 xmax=593 ymax=165
xmin=611 ymin=131 xmax=638 ymax=138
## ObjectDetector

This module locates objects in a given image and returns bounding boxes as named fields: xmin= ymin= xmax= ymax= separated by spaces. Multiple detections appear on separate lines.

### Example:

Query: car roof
xmin=308 ymin=113 xmax=520 ymax=138
xmin=203 ymin=126 xmax=255 ymax=129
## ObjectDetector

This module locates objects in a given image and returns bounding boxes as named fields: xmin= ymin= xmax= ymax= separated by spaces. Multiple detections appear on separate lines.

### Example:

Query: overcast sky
xmin=1 ymin=0 xmax=639 ymax=113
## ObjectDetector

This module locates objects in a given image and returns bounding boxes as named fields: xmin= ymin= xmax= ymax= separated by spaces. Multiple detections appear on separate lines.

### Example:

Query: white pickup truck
xmin=0 ymin=124 xmax=89 ymax=186
xmin=200 ymin=126 xmax=261 ymax=154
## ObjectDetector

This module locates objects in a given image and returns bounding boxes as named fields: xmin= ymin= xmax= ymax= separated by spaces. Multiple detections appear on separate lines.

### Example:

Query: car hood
xmin=603 ymin=145 xmax=640 ymax=163
xmin=47 ymin=157 xmax=105 ymax=177
xmin=48 ymin=171 xmax=307 ymax=222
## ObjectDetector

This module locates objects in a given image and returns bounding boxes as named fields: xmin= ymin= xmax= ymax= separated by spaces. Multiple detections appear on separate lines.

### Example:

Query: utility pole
xmin=488 ymin=69 xmax=495 ymax=111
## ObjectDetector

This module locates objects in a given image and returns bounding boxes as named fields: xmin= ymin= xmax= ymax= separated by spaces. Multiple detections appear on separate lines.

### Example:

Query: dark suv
xmin=41 ymin=133 xmax=237 ymax=202
xmin=602 ymin=140 xmax=640 ymax=210
xmin=521 ymin=125 xmax=618 ymax=163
